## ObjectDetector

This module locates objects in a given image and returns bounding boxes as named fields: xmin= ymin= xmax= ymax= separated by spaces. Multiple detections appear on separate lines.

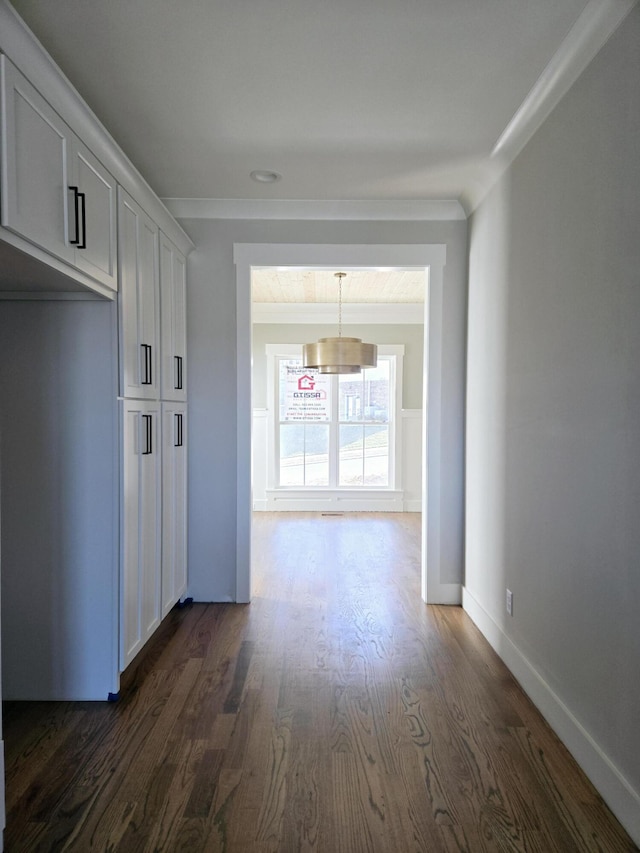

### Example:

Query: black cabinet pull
xmin=174 ymin=412 xmax=183 ymax=447
xmin=78 ymin=189 xmax=86 ymax=249
xmin=142 ymin=414 xmax=152 ymax=455
xmin=68 ymin=186 xmax=81 ymax=245
xmin=175 ymin=355 xmax=183 ymax=390
xmin=68 ymin=186 xmax=87 ymax=249
xmin=141 ymin=344 xmax=152 ymax=385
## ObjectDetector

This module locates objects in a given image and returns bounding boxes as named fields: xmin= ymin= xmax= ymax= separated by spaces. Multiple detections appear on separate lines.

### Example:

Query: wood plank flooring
xmin=4 ymin=512 xmax=637 ymax=851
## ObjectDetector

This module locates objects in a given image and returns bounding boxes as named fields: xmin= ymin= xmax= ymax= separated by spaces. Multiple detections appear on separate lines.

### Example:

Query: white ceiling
xmin=8 ymin=0 xmax=634 ymax=211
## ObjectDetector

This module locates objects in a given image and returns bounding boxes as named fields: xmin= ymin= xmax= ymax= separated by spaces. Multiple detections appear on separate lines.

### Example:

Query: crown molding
xmin=487 ymin=1 xmax=638 ymax=180
xmin=162 ymin=197 xmax=466 ymax=222
xmin=461 ymin=0 xmax=639 ymax=214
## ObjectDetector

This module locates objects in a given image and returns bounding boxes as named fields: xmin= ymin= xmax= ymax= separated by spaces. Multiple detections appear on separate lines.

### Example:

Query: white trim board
xmin=252 ymin=302 xmax=424 ymax=325
xmin=163 ymin=198 xmax=466 ymax=222
xmin=492 ymin=0 xmax=638 ymax=166
xmin=462 ymin=587 xmax=640 ymax=847
xmin=264 ymin=490 xmax=405 ymax=512
xmin=459 ymin=0 xmax=640 ymax=214
xmin=234 ymin=242 xmax=455 ymax=606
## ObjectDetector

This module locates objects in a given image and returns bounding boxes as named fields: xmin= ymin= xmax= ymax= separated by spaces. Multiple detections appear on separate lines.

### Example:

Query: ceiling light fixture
xmin=250 ymin=169 xmax=281 ymax=183
xmin=302 ymin=272 xmax=377 ymax=374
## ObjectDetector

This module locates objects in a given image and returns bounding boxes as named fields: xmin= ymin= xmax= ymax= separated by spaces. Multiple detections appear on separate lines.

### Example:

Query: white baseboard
xmin=264 ymin=489 xmax=405 ymax=512
xmin=266 ymin=499 xmax=404 ymax=512
xmin=403 ymin=499 xmax=422 ymax=512
xmin=255 ymin=497 xmax=419 ymax=513
xmin=462 ymin=587 xmax=640 ymax=847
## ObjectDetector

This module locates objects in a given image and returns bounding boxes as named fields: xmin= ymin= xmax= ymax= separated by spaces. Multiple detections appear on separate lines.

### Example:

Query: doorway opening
xmin=252 ymin=268 xmax=423 ymax=513
xmin=234 ymin=243 xmax=457 ymax=606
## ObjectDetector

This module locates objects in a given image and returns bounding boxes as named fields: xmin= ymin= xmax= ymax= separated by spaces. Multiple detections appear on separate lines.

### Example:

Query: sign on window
xmin=282 ymin=366 xmax=331 ymax=422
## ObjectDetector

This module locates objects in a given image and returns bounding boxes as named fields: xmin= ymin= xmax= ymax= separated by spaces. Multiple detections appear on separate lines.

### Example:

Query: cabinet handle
xmin=68 ymin=186 xmax=87 ymax=249
xmin=174 ymin=412 xmax=183 ymax=447
xmin=141 ymin=344 xmax=153 ymax=385
xmin=68 ymin=186 xmax=81 ymax=245
xmin=78 ymin=190 xmax=87 ymax=249
xmin=175 ymin=355 xmax=183 ymax=390
xmin=142 ymin=414 xmax=153 ymax=455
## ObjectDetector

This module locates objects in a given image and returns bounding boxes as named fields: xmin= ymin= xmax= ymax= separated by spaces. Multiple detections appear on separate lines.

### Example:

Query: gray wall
xmin=0 ymin=300 xmax=119 ymax=699
xmin=466 ymin=3 xmax=640 ymax=829
xmin=252 ymin=323 xmax=425 ymax=410
xmin=182 ymin=219 xmax=467 ymax=601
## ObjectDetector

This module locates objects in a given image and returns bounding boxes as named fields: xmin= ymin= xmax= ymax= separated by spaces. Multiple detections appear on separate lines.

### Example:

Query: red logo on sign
xmin=298 ymin=375 xmax=315 ymax=391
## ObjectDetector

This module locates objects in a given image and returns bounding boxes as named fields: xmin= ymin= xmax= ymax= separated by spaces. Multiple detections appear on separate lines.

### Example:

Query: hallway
xmin=3 ymin=513 xmax=636 ymax=851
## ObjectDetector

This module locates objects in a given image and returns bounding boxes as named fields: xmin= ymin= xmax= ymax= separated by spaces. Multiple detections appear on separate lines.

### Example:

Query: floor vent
xmin=322 ymin=512 xmax=344 ymax=516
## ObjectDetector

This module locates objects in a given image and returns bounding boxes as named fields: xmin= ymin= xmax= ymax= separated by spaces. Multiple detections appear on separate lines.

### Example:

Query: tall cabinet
xmin=158 ymin=232 xmax=188 ymax=620
xmin=0 ymin=23 xmax=191 ymax=701
xmin=118 ymin=187 xmax=188 ymax=672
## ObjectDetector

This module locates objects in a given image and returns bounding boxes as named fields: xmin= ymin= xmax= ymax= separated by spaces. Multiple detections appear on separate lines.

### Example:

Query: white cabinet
xmin=118 ymin=188 xmax=160 ymax=400
xmin=161 ymin=402 xmax=188 ymax=617
xmin=0 ymin=55 xmax=117 ymax=291
xmin=159 ymin=232 xmax=187 ymax=401
xmin=119 ymin=202 xmax=189 ymax=662
xmin=0 ymin=9 xmax=193 ymax=712
xmin=121 ymin=399 xmax=162 ymax=670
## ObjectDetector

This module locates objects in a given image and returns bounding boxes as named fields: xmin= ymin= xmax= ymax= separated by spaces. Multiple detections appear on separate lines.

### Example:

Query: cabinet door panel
xmin=160 ymin=232 xmax=187 ymax=401
xmin=161 ymin=402 xmax=188 ymax=617
xmin=121 ymin=405 xmax=141 ymax=666
xmin=118 ymin=188 xmax=160 ymax=399
xmin=71 ymin=139 xmax=117 ymax=290
xmin=1 ymin=56 xmax=73 ymax=263
xmin=121 ymin=401 xmax=161 ymax=670
xmin=140 ymin=409 xmax=161 ymax=641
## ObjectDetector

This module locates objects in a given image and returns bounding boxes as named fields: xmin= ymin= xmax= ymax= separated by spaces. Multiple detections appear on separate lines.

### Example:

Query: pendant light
xmin=302 ymin=272 xmax=377 ymax=374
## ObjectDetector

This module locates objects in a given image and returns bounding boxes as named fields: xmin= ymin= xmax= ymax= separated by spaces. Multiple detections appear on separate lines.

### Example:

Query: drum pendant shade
xmin=302 ymin=273 xmax=377 ymax=375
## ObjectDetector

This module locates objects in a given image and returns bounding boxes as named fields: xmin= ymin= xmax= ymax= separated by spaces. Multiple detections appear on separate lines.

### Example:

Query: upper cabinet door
xmin=159 ymin=231 xmax=187 ymax=401
xmin=69 ymin=138 xmax=118 ymax=291
xmin=0 ymin=55 xmax=73 ymax=264
xmin=118 ymin=187 xmax=160 ymax=399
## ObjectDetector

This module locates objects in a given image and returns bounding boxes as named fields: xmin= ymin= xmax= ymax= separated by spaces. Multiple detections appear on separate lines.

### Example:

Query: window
xmin=272 ymin=347 xmax=402 ymax=490
xmin=278 ymin=361 xmax=331 ymax=486
xmin=338 ymin=360 xmax=390 ymax=486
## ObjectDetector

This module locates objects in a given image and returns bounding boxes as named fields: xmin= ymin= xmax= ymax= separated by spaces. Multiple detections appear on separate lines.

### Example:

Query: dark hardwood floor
xmin=3 ymin=512 xmax=637 ymax=851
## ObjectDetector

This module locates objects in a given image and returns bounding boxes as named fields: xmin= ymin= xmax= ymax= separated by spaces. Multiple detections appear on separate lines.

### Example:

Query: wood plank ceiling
xmin=251 ymin=269 xmax=425 ymax=304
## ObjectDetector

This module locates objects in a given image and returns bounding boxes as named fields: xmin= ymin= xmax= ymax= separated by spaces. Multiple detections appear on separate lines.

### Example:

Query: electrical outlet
xmin=506 ymin=589 xmax=514 ymax=616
